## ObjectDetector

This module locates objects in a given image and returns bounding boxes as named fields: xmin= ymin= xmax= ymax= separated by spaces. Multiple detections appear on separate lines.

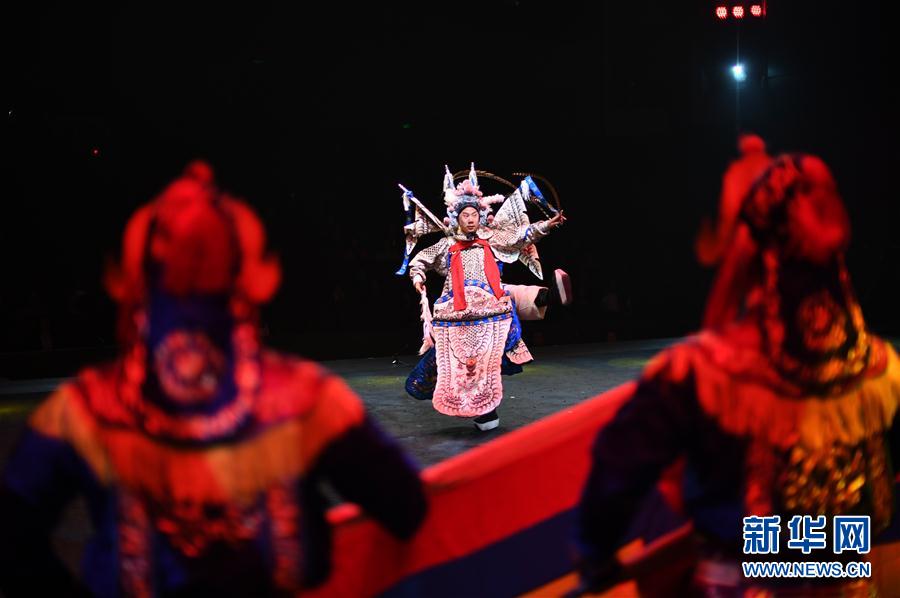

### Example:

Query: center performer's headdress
xmin=442 ymin=163 xmax=504 ymax=228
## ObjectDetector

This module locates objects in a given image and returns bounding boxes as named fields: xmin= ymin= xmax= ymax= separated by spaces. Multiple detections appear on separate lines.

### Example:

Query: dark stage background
xmin=3 ymin=1 xmax=898 ymax=378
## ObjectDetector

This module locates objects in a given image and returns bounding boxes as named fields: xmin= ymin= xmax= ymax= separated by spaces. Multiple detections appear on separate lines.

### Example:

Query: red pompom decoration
xmin=106 ymin=161 xmax=281 ymax=339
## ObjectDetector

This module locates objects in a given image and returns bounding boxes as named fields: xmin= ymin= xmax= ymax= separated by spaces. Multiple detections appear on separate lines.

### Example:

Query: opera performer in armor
xmin=397 ymin=164 xmax=567 ymax=431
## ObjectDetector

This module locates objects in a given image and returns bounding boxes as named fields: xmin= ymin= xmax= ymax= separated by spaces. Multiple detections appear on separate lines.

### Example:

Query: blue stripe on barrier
xmin=382 ymin=510 xmax=580 ymax=598
xmin=382 ymin=489 xmax=685 ymax=598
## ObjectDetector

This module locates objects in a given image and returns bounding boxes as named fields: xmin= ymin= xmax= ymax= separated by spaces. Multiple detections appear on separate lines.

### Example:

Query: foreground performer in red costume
xmin=0 ymin=162 xmax=427 ymax=596
xmin=577 ymin=153 xmax=900 ymax=596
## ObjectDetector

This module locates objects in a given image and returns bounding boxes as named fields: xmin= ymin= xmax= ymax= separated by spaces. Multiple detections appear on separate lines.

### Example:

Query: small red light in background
xmin=91 ymin=147 xmax=100 ymax=157
xmin=732 ymin=6 xmax=745 ymax=18
xmin=750 ymin=4 xmax=763 ymax=17
xmin=716 ymin=6 xmax=728 ymax=19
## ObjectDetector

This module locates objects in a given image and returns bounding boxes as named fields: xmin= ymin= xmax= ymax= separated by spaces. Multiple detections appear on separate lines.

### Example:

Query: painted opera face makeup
xmin=153 ymin=330 xmax=228 ymax=404
xmin=145 ymin=291 xmax=235 ymax=407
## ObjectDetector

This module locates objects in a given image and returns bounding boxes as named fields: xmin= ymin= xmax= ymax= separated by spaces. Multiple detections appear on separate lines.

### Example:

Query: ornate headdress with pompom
xmin=442 ymin=163 xmax=505 ymax=229
xmin=396 ymin=163 xmax=560 ymax=278
xmin=703 ymin=152 xmax=876 ymax=395
xmin=106 ymin=161 xmax=281 ymax=342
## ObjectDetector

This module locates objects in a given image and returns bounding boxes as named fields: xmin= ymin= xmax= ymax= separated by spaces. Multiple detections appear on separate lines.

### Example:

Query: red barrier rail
xmin=308 ymin=380 xmax=900 ymax=596
xmin=308 ymin=382 xmax=638 ymax=597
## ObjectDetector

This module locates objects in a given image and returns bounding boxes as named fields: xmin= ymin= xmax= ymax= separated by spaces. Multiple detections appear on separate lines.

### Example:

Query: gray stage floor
xmin=0 ymin=339 xmax=677 ymax=471
xmin=329 ymin=339 xmax=677 ymax=466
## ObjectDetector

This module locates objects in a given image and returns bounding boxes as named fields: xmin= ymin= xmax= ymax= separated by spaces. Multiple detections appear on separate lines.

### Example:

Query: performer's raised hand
xmin=548 ymin=210 xmax=567 ymax=229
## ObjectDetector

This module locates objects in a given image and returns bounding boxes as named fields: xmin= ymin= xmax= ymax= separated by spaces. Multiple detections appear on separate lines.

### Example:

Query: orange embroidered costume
xmin=577 ymin=153 xmax=900 ymax=595
xmin=0 ymin=163 xmax=426 ymax=596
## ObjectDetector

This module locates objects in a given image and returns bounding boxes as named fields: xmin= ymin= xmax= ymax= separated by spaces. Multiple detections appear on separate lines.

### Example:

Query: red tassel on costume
xmin=449 ymin=239 xmax=504 ymax=311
